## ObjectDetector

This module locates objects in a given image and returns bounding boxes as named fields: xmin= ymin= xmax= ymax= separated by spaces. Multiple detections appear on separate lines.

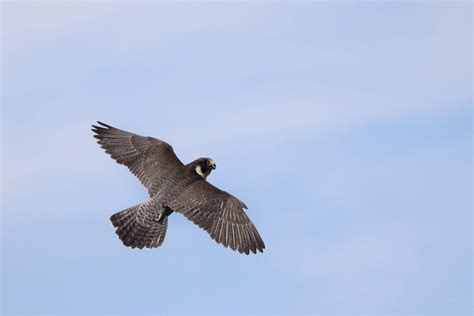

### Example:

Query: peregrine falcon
xmin=92 ymin=122 xmax=265 ymax=254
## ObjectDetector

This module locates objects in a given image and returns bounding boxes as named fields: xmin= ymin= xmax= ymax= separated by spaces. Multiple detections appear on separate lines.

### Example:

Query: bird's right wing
xmin=166 ymin=180 xmax=265 ymax=254
xmin=92 ymin=121 xmax=184 ymax=197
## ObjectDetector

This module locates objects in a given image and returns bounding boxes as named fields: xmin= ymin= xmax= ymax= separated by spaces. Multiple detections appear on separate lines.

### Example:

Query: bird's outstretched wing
xmin=166 ymin=180 xmax=265 ymax=254
xmin=92 ymin=121 xmax=184 ymax=197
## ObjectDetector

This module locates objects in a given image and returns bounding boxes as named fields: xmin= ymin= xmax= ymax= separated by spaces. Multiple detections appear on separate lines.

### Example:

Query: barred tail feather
xmin=110 ymin=204 xmax=168 ymax=249
xmin=110 ymin=206 xmax=136 ymax=228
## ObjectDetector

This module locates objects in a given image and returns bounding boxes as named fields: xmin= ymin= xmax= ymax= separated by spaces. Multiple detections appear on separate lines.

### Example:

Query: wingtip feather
xmin=97 ymin=121 xmax=112 ymax=128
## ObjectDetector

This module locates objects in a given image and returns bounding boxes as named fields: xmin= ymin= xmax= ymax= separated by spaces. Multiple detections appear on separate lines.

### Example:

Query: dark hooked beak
xmin=211 ymin=164 xmax=216 ymax=170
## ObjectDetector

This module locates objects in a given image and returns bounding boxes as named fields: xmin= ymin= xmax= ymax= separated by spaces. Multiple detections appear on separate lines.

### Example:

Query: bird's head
xmin=192 ymin=157 xmax=216 ymax=179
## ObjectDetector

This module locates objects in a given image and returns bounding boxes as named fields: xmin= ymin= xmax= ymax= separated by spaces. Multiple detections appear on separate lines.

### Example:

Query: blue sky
xmin=1 ymin=2 xmax=472 ymax=315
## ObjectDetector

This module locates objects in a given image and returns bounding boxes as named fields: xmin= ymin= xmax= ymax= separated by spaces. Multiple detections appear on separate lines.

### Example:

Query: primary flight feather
xmin=92 ymin=121 xmax=265 ymax=254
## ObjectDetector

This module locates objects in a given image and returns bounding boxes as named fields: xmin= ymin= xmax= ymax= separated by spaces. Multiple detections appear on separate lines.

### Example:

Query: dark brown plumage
xmin=92 ymin=121 xmax=265 ymax=254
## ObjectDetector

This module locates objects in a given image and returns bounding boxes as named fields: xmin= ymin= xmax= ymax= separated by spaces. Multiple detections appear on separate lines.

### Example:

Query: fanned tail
xmin=110 ymin=203 xmax=168 ymax=249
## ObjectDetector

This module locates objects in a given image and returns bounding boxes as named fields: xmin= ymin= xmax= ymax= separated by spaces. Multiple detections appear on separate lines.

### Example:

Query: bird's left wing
xmin=166 ymin=180 xmax=265 ymax=254
xmin=92 ymin=121 xmax=184 ymax=197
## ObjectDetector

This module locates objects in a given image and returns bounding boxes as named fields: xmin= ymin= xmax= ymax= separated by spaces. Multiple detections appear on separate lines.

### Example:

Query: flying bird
xmin=92 ymin=122 xmax=265 ymax=254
